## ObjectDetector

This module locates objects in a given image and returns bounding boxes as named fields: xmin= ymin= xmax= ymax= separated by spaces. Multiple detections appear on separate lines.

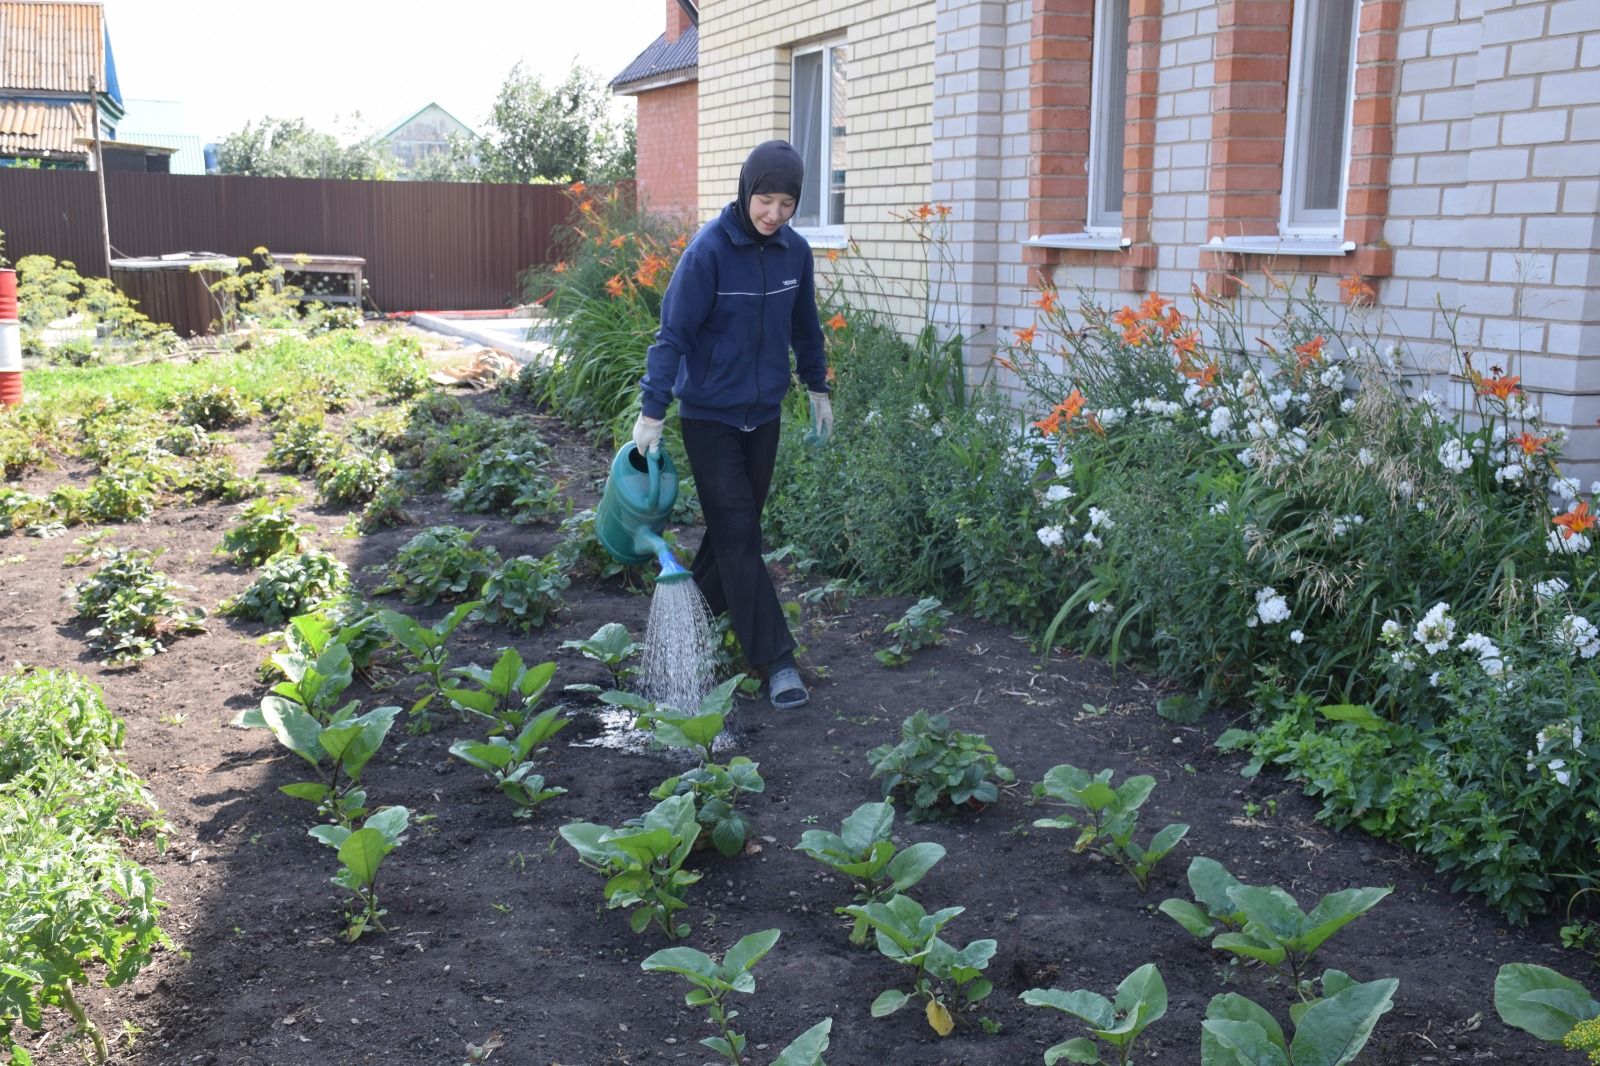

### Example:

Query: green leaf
xmin=1297 ymin=887 xmax=1390 ymax=954
xmin=840 ymin=800 xmax=895 ymax=854
xmin=641 ymin=946 xmax=717 ymax=980
xmin=1229 ymin=885 xmax=1307 ymax=943
xmin=1200 ymin=1019 xmax=1290 ymax=1066
xmin=1494 ymin=963 xmax=1600 ymax=1042
xmin=308 ymin=824 xmax=352 ymax=850
xmin=770 ymin=1018 xmax=832 ymax=1066
xmin=1020 ymin=988 xmax=1115 ymax=1029
xmin=365 ymin=805 xmax=410 ymax=844
xmin=1317 ymin=703 xmax=1385 ymax=731
xmin=279 ymin=781 xmax=329 ymax=803
xmin=1110 ymin=962 xmax=1167 ymax=1031
xmin=871 ymin=989 xmax=910 ymax=1017
xmin=1043 ymin=1037 xmax=1102 ymax=1065
xmin=1156 ymin=694 xmax=1208 ymax=722
xmin=1144 ymin=822 xmax=1190 ymax=863
xmin=1188 ymin=856 xmax=1245 ymax=920
xmin=1289 ymin=977 xmax=1397 ymax=1066
xmin=1212 ymin=932 xmax=1287 ymax=966
xmin=260 ymin=701 xmax=324 ymax=767
xmin=886 ymin=841 xmax=946 ymax=893
xmin=1206 ymin=993 xmax=1286 ymax=1052
xmin=1159 ymin=898 xmax=1215 ymax=938
xmin=336 ymin=827 xmax=393 ymax=889
xmin=722 ymin=928 xmax=781 ymax=978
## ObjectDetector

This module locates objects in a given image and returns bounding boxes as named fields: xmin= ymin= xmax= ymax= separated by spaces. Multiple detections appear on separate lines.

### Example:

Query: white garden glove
xmin=632 ymin=413 xmax=664 ymax=456
xmin=808 ymin=391 xmax=834 ymax=444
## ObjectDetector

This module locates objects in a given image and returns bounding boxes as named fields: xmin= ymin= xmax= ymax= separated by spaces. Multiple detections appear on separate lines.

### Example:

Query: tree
xmin=475 ymin=63 xmax=634 ymax=184
xmin=217 ymin=116 xmax=390 ymax=180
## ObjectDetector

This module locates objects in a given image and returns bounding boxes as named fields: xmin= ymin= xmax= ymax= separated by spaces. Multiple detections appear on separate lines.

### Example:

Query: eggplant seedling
xmin=1201 ymin=972 xmax=1398 ymax=1066
xmin=794 ymin=801 xmax=946 ymax=944
xmin=1032 ymin=764 xmax=1189 ymax=890
xmin=444 ymin=646 xmax=557 ymax=734
xmin=376 ymin=601 xmax=480 ymax=723
xmin=252 ymin=700 xmax=399 ymax=826
xmin=841 ymin=893 xmax=996 ymax=1036
xmin=449 ymin=707 xmax=569 ymax=814
xmin=641 ymin=928 xmax=781 ymax=1065
xmin=560 ymin=621 xmax=642 ymax=687
xmin=1021 ymin=963 xmax=1167 ymax=1066
xmin=560 ymin=793 xmax=702 ymax=939
xmin=1211 ymin=883 xmax=1391 ymax=998
xmin=309 ymin=804 xmax=410 ymax=941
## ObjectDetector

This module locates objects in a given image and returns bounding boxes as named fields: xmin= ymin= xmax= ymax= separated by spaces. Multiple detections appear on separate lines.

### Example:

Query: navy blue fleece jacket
xmin=638 ymin=201 xmax=829 ymax=428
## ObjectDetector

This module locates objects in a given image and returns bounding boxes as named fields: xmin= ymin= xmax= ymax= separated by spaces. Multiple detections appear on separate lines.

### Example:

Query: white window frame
xmin=1280 ymin=0 xmax=1361 ymax=239
xmin=1086 ymin=0 xmax=1129 ymax=236
xmin=790 ymin=40 xmax=847 ymax=242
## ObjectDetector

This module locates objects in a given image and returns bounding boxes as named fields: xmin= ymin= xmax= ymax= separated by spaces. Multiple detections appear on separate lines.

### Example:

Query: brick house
xmin=613 ymin=0 xmax=701 ymax=220
xmin=690 ymin=0 xmax=1600 ymax=463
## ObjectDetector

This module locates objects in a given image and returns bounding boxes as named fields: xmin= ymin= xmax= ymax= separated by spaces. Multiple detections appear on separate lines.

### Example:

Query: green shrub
xmin=317 ymin=450 xmax=393 ymax=507
xmin=376 ymin=525 xmax=501 ymax=605
xmin=218 ymin=498 xmax=312 ymax=566
xmin=867 ymin=711 xmax=1015 ymax=821
xmin=473 ymin=551 xmax=570 ymax=631
xmin=222 ymin=549 xmax=350 ymax=626
xmin=71 ymin=549 xmax=205 ymax=663
xmin=264 ymin=414 xmax=341 ymax=475
xmin=177 ymin=384 xmax=255 ymax=429
xmin=447 ymin=444 xmax=556 ymax=519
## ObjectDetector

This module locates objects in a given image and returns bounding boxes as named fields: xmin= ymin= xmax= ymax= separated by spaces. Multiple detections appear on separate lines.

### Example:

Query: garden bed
xmin=1 ymin=352 xmax=1576 ymax=1065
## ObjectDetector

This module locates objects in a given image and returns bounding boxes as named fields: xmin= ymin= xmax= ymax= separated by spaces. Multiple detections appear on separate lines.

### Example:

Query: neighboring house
xmin=612 ymin=0 xmax=700 ymax=219
xmin=371 ymin=102 xmax=474 ymax=174
xmin=694 ymin=0 xmax=1600 ymax=465
xmin=116 ymin=98 xmax=207 ymax=175
xmin=0 ymin=0 xmax=123 ymax=167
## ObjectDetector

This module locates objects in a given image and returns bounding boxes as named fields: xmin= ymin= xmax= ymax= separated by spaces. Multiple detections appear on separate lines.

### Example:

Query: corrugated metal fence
xmin=0 ymin=169 xmax=574 ymax=310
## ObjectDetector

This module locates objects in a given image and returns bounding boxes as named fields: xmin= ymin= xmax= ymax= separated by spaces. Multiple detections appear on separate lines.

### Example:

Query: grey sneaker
xmin=768 ymin=667 xmax=809 ymax=709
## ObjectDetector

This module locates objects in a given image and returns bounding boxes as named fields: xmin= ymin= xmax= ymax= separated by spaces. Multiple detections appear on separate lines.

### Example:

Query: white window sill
xmin=1205 ymin=235 xmax=1354 ymax=257
xmin=794 ymin=229 xmax=849 ymax=249
xmin=1024 ymin=232 xmax=1132 ymax=252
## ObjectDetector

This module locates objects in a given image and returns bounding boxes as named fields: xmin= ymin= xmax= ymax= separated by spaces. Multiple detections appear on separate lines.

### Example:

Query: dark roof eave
xmin=609 ymin=25 xmax=698 ymax=89
xmin=612 ymin=66 xmax=698 ymax=95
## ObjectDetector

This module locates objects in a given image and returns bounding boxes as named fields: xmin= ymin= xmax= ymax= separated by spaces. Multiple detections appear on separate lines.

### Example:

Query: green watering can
xmin=596 ymin=443 xmax=691 ymax=583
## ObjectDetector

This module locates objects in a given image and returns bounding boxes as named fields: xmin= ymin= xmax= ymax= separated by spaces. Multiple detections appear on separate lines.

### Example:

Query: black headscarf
xmin=736 ymin=140 xmax=805 ymax=243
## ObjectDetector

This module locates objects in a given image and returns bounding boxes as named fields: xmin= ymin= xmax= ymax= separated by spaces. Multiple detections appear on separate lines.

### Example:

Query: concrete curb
xmin=410 ymin=313 xmax=553 ymax=366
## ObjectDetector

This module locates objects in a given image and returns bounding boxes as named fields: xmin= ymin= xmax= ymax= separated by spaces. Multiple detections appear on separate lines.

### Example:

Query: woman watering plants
xmin=631 ymin=139 xmax=834 ymax=710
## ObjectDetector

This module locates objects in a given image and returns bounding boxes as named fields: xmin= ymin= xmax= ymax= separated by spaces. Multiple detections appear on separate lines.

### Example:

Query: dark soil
xmin=4 ymin=341 xmax=1579 ymax=1065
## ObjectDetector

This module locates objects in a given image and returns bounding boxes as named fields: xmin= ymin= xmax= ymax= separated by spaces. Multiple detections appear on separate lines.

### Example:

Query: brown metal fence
xmin=0 ymin=169 xmax=575 ymax=311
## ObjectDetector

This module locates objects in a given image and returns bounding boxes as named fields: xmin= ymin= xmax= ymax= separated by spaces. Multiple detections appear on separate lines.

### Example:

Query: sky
xmin=100 ymin=0 xmax=668 ymax=142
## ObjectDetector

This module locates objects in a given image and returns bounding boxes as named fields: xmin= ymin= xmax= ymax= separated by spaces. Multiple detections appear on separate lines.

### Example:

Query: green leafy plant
xmin=316 ymin=450 xmax=393 ymax=507
xmin=263 ymin=414 xmax=341 ymax=475
xmin=308 ymin=804 xmax=410 ymax=942
xmin=258 ymin=701 xmax=399 ymax=826
xmin=358 ymin=478 xmax=411 ymax=530
xmin=559 ymin=792 xmax=702 ymax=939
xmin=867 ymin=710 xmax=1015 ymax=821
xmin=472 ymin=551 xmax=569 ymax=631
xmin=221 ymin=548 xmax=349 ymax=626
xmin=71 ymin=549 xmax=206 ymax=663
xmin=560 ymin=621 xmax=642 ymax=686
xmin=376 ymin=526 xmax=501 ymax=606
xmin=446 ymin=444 xmax=555 ymax=518
xmin=444 ymin=647 xmax=557 ymax=734
xmin=217 ymin=497 xmax=312 ymax=566
xmin=794 ymin=801 xmax=946 ymax=944
xmin=841 ymin=892 xmax=996 ymax=1036
xmin=1159 ymin=856 xmax=1248 ymax=938
xmin=1021 ymin=963 xmax=1168 ymax=1066
xmin=376 ymin=601 xmax=480 ymax=721
xmin=176 ymin=383 xmax=255 ymax=429
xmin=1200 ymin=973 xmax=1398 ymax=1066
xmin=1031 ymin=764 xmax=1190 ymax=890
xmin=641 ymin=928 xmax=782 ymax=1066
xmin=448 ymin=708 xmax=568 ymax=813
xmin=1493 ymin=963 xmax=1600 ymax=1047
xmin=874 ymin=597 xmax=952 ymax=667
xmin=1209 ymin=883 xmax=1392 ymax=998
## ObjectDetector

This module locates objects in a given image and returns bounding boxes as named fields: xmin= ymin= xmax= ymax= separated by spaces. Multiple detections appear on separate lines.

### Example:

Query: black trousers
xmin=679 ymin=416 xmax=794 ymax=671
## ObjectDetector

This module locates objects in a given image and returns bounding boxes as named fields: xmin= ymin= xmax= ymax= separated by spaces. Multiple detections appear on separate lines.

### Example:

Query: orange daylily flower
xmin=1033 ymin=388 xmax=1088 ymax=436
xmin=1512 ymin=431 xmax=1551 ymax=456
xmin=552 ymin=261 xmax=568 ymax=274
xmin=1294 ymin=335 xmax=1327 ymax=368
xmin=826 ymin=247 xmax=840 ymax=263
xmin=826 ymin=313 xmax=847 ymax=331
xmin=604 ymin=274 xmax=626 ymax=298
xmin=1111 ymin=305 xmax=1140 ymax=330
xmin=610 ymin=235 xmax=627 ymax=248
xmin=1554 ymin=501 xmax=1596 ymax=540
xmin=635 ymin=253 xmax=669 ymax=288
xmin=671 ymin=234 xmax=689 ymax=252
xmin=992 ymin=355 xmax=1017 ymax=372
xmin=1139 ymin=293 xmax=1174 ymax=321
xmin=1034 ymin=411 xmax=1062 ymax=435
xmin=1015 ymin=325 xmax=1037 ymax=347
xmin=1035 ymin=290 xmax=1059 ymax=313
xmin=1182 ymin=361 xmax=1220 ymax=388
xmin=579 ymin=199 xmax=595 ymax=214
xmin=916 ymin=203 xmax=934 ymax=220
xmin=1158 ymin=307 xmax=1185 ymax=336
xmin=1172 ymin=330 xmax=1200 ymax=355
xmin=1476 ymin=373 xmax=1522 ymax=401
xmin=1122 ymin=322 xmax=1151 ymax=347
xmin=1340 ymin=273 xmax=1375 ymax=305
xmin=936 ymin=204 xmax=952 ymax=219
xmin=569 ymin=182 xmax=587 ymax=196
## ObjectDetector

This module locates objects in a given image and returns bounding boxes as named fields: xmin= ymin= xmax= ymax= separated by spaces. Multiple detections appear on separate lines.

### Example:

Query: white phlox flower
xmin=1036 ymin=525 xmax=1066 ymax=548
xmin=1339 ymin=397 xmax=1357 ymax=414
xmin=1548 ymin=529 xmax=1593 ymax=555
xmin=1390 ymin=649 xmax=1417 ymax=672
xmin=1081 ymin=531 xmax=1102 ymax=549
xmin=1553 ymin=614 xmax=1600 ymax=659
xmin=1319 ymin=364 xmax=1345 ymax=390
xmin=1097 ymin=407 xmax=1126 ymax=428
xmin=1437 ymin=438 xmax=1472 ymax=474
xmin=1551 ymin=475 xmax=1581 ymax=504
xmin=1087 ymin=599 xmax=1111 ymax=615
xmin=1044 ymin=484 xmax=1074 ymax=503
xmin=1268 ymin=389 xmax=1293 ymax=413
xmin=1534 ymin=577 xmax=1570 ymax=603
xmin=1458 ymin=631 xmax=1507 ymax=678
xmin=909 ymin=402 xmax=930 ymax=420
xmin=1331 ymin=514 xmax=1364 ymax=537
xmin=1495 ymin=461 xmax=1527 ymax=484
xmin=1134 ymin=398 xmax=1182 ymax=417
xmin=1209 ymin=501 xmax=1230 ymax=517
xmin=1254 ymin=587 xmax=1291 ymax=626
xmin=1413 ymin=602 xmax=1456 ymax=654
xmin=1357 ymin=448 xmax=1375 ymax=467
xmin=1380 ymin=619 xmax=1403 ymax=644
xmin=1208 ymin=406 xmax=1234 ymax=439
xmin=864 ymin=409 xmax=881 ymax=425
xmin=1088 ymin=507 xmax=1115 ymax=530
xmin=1289 ymin=629 xmax=1305 ymax=644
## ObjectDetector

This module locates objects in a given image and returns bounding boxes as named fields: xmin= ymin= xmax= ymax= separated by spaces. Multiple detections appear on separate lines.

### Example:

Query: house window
xmin=1087 ymin=0 xmax=1129 ymax=234
xmin=791 ymin=41 xmax=847 ymax=233
xmin=1282 ymin=0 xmax=1359 ymax=236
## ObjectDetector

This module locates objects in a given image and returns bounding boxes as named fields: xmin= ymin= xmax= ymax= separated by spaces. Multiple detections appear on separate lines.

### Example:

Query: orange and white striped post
xmin=0 ymin=268 xmax=19 ymax=406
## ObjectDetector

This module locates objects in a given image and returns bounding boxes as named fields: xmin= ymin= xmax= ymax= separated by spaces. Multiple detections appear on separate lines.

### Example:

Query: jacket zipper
xmin=753 ymin=244 xmax=766 ymax=430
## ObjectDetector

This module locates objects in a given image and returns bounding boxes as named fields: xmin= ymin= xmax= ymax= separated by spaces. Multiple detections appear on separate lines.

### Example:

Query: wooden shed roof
xmin=0 ymin=98 xmax=91 ymax=156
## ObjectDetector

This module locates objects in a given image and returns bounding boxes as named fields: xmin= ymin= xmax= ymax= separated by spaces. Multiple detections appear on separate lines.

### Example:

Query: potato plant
xmin=472 ymin=551 xmax=569 ymax=631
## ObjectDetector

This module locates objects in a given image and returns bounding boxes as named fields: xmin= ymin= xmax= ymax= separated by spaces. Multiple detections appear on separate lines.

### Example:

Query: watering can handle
xmin=644 ymin=445 xmax=662 ymax=512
